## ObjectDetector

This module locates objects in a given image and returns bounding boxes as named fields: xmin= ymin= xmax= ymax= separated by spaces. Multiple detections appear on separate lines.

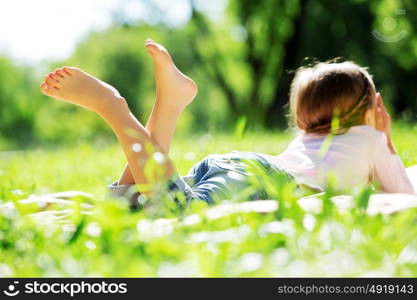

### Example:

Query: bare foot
xmin=145 ymin=39 xmax=197 ymax=110
xmin=40 ymin=67 xmax=127 ymax=114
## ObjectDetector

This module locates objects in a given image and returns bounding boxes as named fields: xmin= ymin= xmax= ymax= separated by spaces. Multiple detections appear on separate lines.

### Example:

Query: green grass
xmin=1 ymin=125 xmax=417 ymax=277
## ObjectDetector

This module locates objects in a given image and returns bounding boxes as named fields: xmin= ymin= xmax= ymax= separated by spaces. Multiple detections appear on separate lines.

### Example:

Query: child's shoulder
xmin=295 ymin=125 xmax=382 ymax=139
xmin=347 ymin=125 xmax=386 ymax=142
xmin=294 ymin=125 xmax=385 ymax=147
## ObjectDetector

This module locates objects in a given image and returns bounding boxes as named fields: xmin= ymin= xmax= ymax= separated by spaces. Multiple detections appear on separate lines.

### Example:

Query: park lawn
xmin=1 ymin=125 xmax=417 ymax=277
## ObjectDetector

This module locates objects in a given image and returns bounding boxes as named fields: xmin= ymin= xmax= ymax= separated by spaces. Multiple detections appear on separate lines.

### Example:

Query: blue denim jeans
xmin=108 ymin=151 xmax=293 ymax=207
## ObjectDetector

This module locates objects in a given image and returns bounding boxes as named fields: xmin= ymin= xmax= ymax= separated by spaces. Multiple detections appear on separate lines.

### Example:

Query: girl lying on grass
xmin=39 ymin=39 xmax=416 ymax=208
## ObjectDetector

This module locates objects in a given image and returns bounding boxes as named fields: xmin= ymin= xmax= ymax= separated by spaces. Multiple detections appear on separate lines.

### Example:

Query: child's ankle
xmin=98 ymin=97 xmax=130 ymax=120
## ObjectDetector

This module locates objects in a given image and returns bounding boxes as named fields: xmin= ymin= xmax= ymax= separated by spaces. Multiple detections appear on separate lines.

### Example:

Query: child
xmin=40 ymin=40 xmax=416 ymax=207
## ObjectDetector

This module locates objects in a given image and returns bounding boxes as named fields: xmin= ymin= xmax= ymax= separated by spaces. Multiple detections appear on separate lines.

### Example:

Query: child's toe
xmin=145 ymin=41 xmax=170 ymax=61
xmin=157 ymin=43 xmax=168 ymax=53
xmin=49 ymin=73 xmax=60 ymax=83
xmin=44 ymin=75 xmax=59 ymax=88
xmin=62 ymin=66 xmax=77 ymax=75
xmin=40 ymin=82 xmax=58 ymax=96
xmin=145 ymin=42 xmax=158 ymax=54
xmin=40 ymin=82 xmax=48 ymax=93
xmin=54 ymin=68 xmax=66 ymax=78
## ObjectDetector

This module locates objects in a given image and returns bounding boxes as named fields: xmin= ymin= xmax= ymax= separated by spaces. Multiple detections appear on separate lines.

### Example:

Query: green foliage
xmin=0 ymin=57 xmax=41 ymax=147
xmin=2 ymin=0 xmax=417 ymax=147
xmin=187 ymin=0 xmax=417 ymax=127
xmin=61 ymin=26 xmax=159 ymax=118
xmin=1 ymin=128 xmax=417 ymax=277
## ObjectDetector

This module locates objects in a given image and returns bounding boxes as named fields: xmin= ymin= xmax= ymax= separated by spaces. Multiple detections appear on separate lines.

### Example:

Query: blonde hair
xmin=289 ymin=60 xmax=376 ymax=134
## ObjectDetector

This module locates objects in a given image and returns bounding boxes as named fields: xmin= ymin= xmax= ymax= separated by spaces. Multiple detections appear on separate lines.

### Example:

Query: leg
xmin=39 ymin=67 xmax=174 ymax=194
xmin=117 ymin=39 xmax=197 ymax=185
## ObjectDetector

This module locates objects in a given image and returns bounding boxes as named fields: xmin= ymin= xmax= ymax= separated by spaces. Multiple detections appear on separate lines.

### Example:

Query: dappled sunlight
xmin=1 ymin=0 xmax=417 ymax=280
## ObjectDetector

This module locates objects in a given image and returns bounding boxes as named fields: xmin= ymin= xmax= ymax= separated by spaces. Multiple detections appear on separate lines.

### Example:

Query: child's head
xmin=290 ymin=60 xmax=377 ymax=134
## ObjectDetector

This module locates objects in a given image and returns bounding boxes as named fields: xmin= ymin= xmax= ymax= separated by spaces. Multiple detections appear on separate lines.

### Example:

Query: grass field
xmin=1 ymin=125 xmax=417 ymax=277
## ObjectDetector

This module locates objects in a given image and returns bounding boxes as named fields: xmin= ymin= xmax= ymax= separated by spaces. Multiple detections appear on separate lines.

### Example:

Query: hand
xmin=375 ymin=93 xmax=392 ymax=138
xmin=375 ymin=93 xmax=396 ymax=154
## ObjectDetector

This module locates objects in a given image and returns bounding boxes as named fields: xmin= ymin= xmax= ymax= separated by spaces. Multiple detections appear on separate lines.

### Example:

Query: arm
xmin=372 ymin=131 xmax=415 ymax=194
xmin=375 ymin=93 xmax=396 ymax=154
xmin=372 ymin=94 xmax=415 ymax=194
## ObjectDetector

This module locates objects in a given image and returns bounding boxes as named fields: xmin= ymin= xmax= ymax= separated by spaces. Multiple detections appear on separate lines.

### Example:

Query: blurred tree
xmin=58 ymin=23 xmax=222 ymax=133
xmin=100 ymin=48 xmax=144 ymax=114
xmin=188 ymin=0 xmax=303 ymax=128
xmin=62 ymin=26 xmax=153 ymax=117
xmin=0 ymin=57 xmax=40 ymax=147
xmin=3 ymin=0 xmax=417 ymax=148
xmin=187 ymin=0 xmax=417 ymax=128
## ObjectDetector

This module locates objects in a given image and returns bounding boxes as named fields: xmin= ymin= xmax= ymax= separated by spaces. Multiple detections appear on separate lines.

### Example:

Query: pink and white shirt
xmin=268 ymin=125 xmax=415 ymax=194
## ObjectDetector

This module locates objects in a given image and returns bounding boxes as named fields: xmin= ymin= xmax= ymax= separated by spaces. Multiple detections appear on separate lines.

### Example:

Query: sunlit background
xmin=0 ymin=0 xmax=226 ymax=63
xmin=1 ymin=0 xmax=417 ymax=278
xmin=0 ymin=0 xmax=416 ymax=148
